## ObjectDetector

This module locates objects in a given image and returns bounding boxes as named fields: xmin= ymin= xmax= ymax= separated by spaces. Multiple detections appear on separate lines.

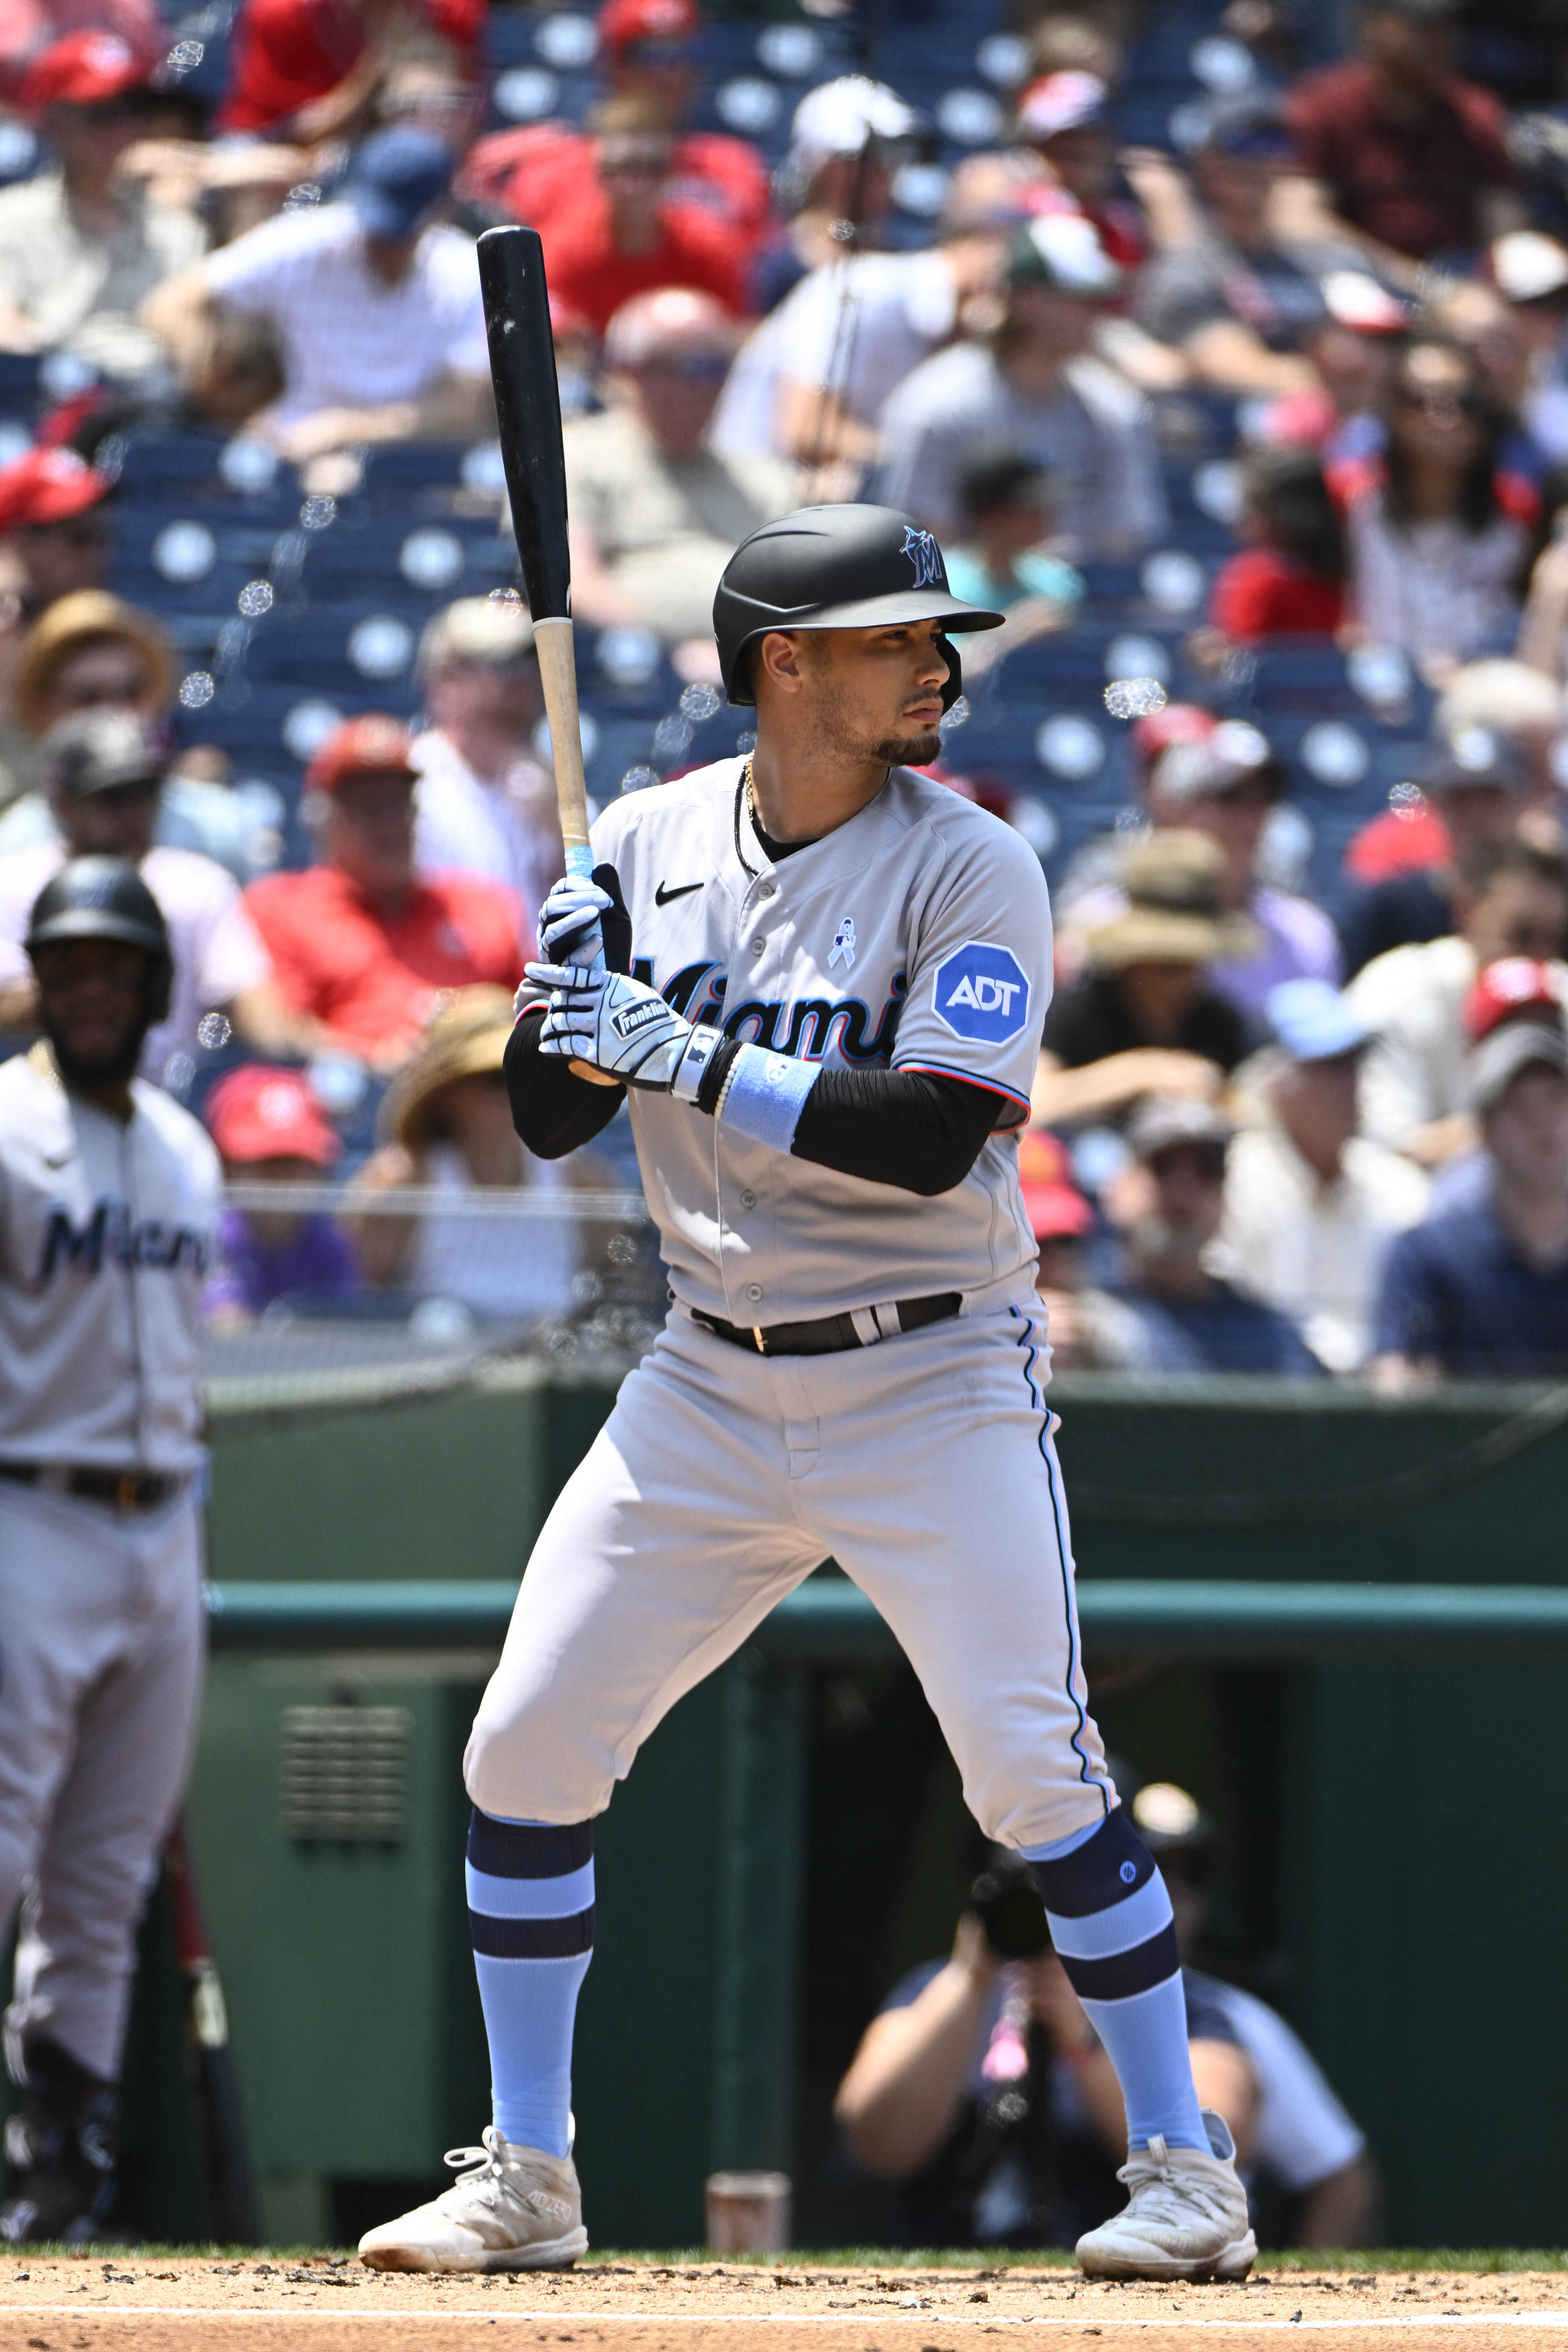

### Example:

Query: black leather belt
xmin=693 ymin=1291 xmax=962 ymax=1358
xmin=0 ymin=1461 xmax=185 ymax=1511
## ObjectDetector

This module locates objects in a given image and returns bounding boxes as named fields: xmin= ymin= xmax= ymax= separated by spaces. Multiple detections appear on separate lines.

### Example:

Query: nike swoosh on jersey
xmin=655 ymin=880 xmax=704 ymax=906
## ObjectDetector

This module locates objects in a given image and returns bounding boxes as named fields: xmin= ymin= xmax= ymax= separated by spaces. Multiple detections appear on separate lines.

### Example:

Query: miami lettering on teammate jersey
xmin=37 ymin=1197 xmax=211 ymax=1282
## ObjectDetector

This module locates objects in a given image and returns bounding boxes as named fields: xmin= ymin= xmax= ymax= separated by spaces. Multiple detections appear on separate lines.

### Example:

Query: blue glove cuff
xmin=714 ymin=1043 xmax=820 ymax=1153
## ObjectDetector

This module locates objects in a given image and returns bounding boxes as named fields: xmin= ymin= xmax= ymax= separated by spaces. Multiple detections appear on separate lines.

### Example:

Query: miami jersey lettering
xmin=561 ymin=757 xmax=1056 ymax=1326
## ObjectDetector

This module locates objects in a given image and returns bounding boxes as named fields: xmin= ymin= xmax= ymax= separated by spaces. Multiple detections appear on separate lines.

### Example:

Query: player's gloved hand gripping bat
xmin=478 ymin=224 xmax=620 ymax=1081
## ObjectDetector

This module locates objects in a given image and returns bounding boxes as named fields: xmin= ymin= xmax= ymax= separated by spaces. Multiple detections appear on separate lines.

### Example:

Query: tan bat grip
xmin=531 ymin=617 xmax=619 ymax=1085
xmin=533 ymin=615 xmax=591 ymax=856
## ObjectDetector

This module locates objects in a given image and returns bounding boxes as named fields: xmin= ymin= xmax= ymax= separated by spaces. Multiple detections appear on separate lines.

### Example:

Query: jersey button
xmin=745 ymin=1283 xmax=764 ymax=1303
xmin=749 ymin=936 xmax=765 ymax=957
xmin=739 ymin=1189 xmax=757 ymax=1209
xmin=757 ymin=880 xmax=777 ymax=899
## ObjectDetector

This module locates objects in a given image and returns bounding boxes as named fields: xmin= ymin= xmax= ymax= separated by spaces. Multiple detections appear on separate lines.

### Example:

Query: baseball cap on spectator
xmin=1420 ymin=726 xmax=1533 ymax=798
xmin=0 ymin=447 xmax=112 ymax=534
xmin=1007 ymin=212 xmax=1123 ymax=297
xmin=417 ymin=595 xmax=536 ymax=686
xmin=1190 ymin=91 xmax=1291 ymax=159
xmin=599 ymin=0 xmax=699 ymax=58
xmin=305 ymin=714 xmax=417 ymax=794
xmin=1150 ymin=719 xmax=1282 ymax=805
xmin=20 ymin=31 xmax=146 ymax=113
xmin=206 ymin=1065 xmax=341 ymax=1167
xmin=343 ymin=127 xmax=454 ymax=241
xmin=1492 ymin=232 xmax=1568 ymax=306
xmin=1317 ymin=269 xmax=1409 ymax=334
xmin=1467 ymin=1020 xmax=1568 ymax=1115
xmin=787 ymin=76 xmax=918 ymax=179
xmin=1018 ymin=1128 xmax=1094 ymax=1241
xmin=1017 ymin=71 xmax=1109 ymax=142
xmin=1465 ymin=957 xmax=1565 ymax=1041
xmin=42 ymin=708 xmax=164 ymax=798
xmin=1126 ymin=1094 xmax=1233 ymax=1167
xmin=1130 ymin=701 xmax=1217 ymax=782
xmin=1086 ymin=830 xmax=1258 ymax=967
xmin=1267 ymin=977 xmax=1369 ymax=1061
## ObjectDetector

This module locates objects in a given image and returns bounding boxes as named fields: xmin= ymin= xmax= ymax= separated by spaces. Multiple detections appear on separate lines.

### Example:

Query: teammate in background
xmin=360 ymin=505 xmax=1256 ymax=2284
xmin=0 ymin=858 xmax=219 ymax=2243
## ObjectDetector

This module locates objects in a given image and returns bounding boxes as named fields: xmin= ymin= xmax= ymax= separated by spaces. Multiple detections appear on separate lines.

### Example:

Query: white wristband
xmin=670 ymin=1023 xmax=725 ymax=1105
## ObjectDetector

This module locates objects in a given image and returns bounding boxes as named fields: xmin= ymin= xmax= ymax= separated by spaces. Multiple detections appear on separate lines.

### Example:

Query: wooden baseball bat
xmin=476 ymin=226 xmax=595 ymax=898
xmin=164 ymin=1820 xmax=262 ymax=2246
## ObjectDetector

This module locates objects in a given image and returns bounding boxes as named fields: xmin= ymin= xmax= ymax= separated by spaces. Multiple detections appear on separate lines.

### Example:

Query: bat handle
xmin=535 ymin=617 xmax=603 ymax=972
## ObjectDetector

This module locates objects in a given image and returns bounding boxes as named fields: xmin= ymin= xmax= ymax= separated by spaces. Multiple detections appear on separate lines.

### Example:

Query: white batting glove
xmin=524 ymin=958 xmax=725 ymax=1097
xmin=536 ymin=874 xmax=611 ymax=968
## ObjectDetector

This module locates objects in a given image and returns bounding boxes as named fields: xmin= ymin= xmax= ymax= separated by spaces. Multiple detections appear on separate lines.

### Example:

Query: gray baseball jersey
xmin=0 ymin=1044 xmax=220 ymax=1470
xmin=584 ymin=756 xmax=1054 ymax=1324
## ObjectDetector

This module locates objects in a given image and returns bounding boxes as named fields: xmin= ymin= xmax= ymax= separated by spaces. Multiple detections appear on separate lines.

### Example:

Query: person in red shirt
xmin=459 ymin=0 xmax=769 ymax=254
xmin=1208 ymin=445 xmax=1347 ymax=640
xmin=220 ymin=0 xmax=485 ymax=141
xmin=537 ymin=93 xmax=749 ymax=334
xmin=243 ymin=714 xmax=526 ymax=1072
xmin=1015 ymin=71 xmax=1148 ymax=275
xmin=1278 ymin=0 xmax=1521 ymax=276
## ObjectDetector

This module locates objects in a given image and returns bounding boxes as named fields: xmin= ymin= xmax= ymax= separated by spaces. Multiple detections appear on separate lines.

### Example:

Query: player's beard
xmin=872 ymin=722 xmax=943 ymax=767
xmin=50 ymin=1018 xmax=147 ymax=1095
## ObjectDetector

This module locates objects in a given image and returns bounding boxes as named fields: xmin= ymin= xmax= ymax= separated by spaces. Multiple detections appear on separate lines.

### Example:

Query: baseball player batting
xmin=359 ymin=506 xmax=1254 ymax=2284
xmin=0 ymin=859 xmax=217 ymax=2243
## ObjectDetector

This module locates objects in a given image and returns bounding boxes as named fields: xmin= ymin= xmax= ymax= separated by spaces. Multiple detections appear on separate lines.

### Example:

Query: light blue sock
xmin=466 ymin=1810 xmax=594 ymax=2160
xmin=1027 ymin=1811 xmax=1207 ymax=2153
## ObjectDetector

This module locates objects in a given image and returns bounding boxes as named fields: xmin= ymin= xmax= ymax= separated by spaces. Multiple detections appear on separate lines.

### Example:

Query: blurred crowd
xmin=0 ymin=0 xmax=1564 ymax=1369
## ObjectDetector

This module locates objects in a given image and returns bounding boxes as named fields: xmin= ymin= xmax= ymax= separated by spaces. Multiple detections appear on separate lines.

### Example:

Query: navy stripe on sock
xmin=1058 ymin=1922 xmax=1180 ymax=2004
xmin=1030 ymin=1806 xmax=1154 ymax=1918
xmin=467 ymin=1811 xmax=593 ymax=1879
xmin=469 ymin=1904 xmax=596 ymax=1958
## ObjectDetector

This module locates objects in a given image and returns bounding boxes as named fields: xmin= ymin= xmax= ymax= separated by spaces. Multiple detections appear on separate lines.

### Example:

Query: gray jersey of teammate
xmin=0 ymin=1044 xmax=218 ymax=1469
xmin=0 ymin=1035 xmax=217 ymax=2226
xmin=525 ymin=755 xmax=1054 ymax=1325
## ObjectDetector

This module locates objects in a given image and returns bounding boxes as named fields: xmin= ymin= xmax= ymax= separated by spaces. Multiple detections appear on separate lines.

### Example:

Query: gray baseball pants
xmin=0 ymin=1482 xmax=204 ymax=2082
xmin=466 ymin=1298 xmax=1114 ymax=1849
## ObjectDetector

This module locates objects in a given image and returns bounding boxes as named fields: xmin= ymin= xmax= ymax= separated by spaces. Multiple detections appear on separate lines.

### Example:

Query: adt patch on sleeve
xmin=931 ymin=941 xmax=1032 ymax=1045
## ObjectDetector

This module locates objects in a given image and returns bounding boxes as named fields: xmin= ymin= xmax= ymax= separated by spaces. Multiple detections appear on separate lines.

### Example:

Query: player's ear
xmin=755 ymin=629 xmax=805 ymax=695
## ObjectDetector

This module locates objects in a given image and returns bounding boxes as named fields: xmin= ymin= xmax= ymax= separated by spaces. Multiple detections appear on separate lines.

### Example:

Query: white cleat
xmin=1075 ymin=2109 xmax=1257 ymax=2282
xmin=357 ymin=2128 xmax=588 ymax=2273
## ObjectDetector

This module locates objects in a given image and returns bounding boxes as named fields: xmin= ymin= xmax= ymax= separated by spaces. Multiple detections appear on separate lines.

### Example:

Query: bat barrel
xmin=477 ymin=225 xmax=572 ymax=624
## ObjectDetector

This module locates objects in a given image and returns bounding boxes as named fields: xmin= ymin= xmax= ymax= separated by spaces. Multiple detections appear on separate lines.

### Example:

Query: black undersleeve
xmin=504 ymin=1005 xmax=626 ymax=1160
xmin=791 ymin=1064 xmax=1010 ymax=1196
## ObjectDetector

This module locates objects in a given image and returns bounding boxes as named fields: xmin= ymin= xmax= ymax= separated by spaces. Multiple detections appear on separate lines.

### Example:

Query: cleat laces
xmin=1113 ymin=2138 xmax=1236 ymax=2240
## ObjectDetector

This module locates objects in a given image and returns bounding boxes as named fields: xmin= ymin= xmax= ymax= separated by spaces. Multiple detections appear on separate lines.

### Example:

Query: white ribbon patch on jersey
xmin=829 ymin=915 xmax=857 ymax=970
xmin=932 ymin=940 xmax=1031 ymax=1044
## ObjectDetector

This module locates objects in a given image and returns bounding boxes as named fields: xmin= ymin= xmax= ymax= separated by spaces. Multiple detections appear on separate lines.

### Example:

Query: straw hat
xmin=379 ymin=986 xmax=517 ymax=1150
xmin=1085 ymin=829 xmax=1259 ymax=970
xmin=14 ymin=591 xmax=174 ymax=736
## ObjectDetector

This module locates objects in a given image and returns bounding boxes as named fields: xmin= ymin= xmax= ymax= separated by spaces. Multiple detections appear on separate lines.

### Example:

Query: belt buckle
xmin=117 ymin=1470 xmax=141 ymax=1512
xmin=752 ymin=1326 xmax=767 ymax=1355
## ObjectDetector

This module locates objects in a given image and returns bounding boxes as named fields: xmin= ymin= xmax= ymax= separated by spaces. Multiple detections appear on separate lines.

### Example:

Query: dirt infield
xmin=5 ymin=2257 xmax=1568 ymax=2352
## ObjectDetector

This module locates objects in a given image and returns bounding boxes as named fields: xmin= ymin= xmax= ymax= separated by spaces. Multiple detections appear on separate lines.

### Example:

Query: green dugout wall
xmin=151 ymin=1368 xmax=1568 ymax=2244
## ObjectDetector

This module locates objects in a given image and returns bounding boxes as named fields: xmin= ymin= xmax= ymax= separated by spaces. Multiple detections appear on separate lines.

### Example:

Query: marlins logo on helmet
xmin=902 ymin=526 xmax=944 ymax=588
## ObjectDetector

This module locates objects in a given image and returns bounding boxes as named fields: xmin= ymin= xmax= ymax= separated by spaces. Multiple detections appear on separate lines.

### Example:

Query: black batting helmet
xmin=25 ymin=856 xmax=174 ymax=1023
xmin=713 ymin=503 xmax=1005 ymax=707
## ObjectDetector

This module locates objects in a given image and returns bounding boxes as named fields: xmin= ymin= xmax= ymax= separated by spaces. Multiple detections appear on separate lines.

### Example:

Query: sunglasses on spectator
xmin=600 ymin=150 xmax=670 ymax=179
xmin=23 ymin=515 xmax=110 ymax=545
xmin=1208 ymin=130 xmax=1290 ymax=159
xmin=620 ymin=38 xmax=696 ymax=65
xmin=1395 ymin=386 xmax=1486 ymax=417
xmin=638 ymin=352 xmax=729 ymax=381
xmin=62 ymin=97 xmax=142 ymax=126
